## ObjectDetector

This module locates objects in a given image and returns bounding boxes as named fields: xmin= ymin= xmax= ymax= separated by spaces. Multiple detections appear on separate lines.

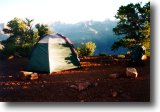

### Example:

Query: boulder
xmin=20 ymin=71 xmax=33 ymax=76
xmin=31 ymin=73 xmax=39 ymax=80
xmin=126 ymin=67 xmax=138 ymax=78
xmin=19 ymin=71 xmax=32 ymax=80
xmin=19 ymin=71 xmax=38 ymax=80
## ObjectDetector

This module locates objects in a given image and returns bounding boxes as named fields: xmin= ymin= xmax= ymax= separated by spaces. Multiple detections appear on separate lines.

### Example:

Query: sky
xmin=0 ymin=0 xmax=149 ymax=24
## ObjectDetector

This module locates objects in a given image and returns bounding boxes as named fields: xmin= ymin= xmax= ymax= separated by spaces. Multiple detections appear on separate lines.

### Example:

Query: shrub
xmin=1 ymin=44 xmax=17 ymax=56
xmin=1 ymin=43 xmax=34 ymax=57
xmin=77 ymin=42 xmax=96 ymax=56
xmin=130 ymin=45 xmax=145 ymax=62
xmin=117 ymin=54 xmax=125 ymax=58
xmin=16 ymin=43 xmax=34 ymax=57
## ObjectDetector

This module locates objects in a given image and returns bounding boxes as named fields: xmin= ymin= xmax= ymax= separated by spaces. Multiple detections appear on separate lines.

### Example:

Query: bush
xmin=17 ymin=43 xmax=34 ymax=57
xmin=77 ymin=42 xmax=96 ymax=56
xmin=1 ymin=43 xmax=34 ymax=57
xmin=130 ymin=45 xmax=145 ymax=62
xmin=117 ymin=54 xmax=125 ymax=58
xmin=1 ymin=44 xmax=17 ymax=56
xmin=145 ymin=48 xmax=150 ymax=56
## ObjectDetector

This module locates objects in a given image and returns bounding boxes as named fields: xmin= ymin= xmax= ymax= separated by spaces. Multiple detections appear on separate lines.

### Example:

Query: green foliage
xmin=35 ymin=24 xmax=52 ymax=39
xmin=145 ymin=48 xmax=150 ymax=56
xmin=17 ymin=43 xmax=35 ymax=57
xmin=1 ymin=43 xmax=34 ymax=57
xmin=117 ymin=54 xmax=125 ymax=59
xmin=111 ymin=2 xmax=150 ymax=55
xmin=2 ymin=17 xmax=39 ymax=57
xmin=1 ymin=44 xmax=16 ymax=56
xmin=130 ymin=45 xmax=145 ymax=62
xmin=77 ymin=42 xmax=96 ymax=56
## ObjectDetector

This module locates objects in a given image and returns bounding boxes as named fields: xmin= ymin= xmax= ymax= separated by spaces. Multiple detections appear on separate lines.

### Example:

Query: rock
xmin=77 ymin=81 xmax=91 ymax=91
xmin=80 ymin=100 xmax=85 ymax=102
xmin=114 ymin=58 xmax=119 ymax=62
xmin=70 ymin=85 xmax=78 ymax=89
xmin=70 ymin=81 xmax=99 ymax=91
xmin=126 ymin=67 xmax=138 ymax=78
xmin=8 ymin=76 xmax=13 ymax=78
xmin=108 ymin=74 xmax=120 ymax=79
xmin=20 ymin=71 xmax=33 ymax=76
xmin=19 ymin=71 xmax=32 ymax=80
xmin=22 ymin=86 xmax=29 ymax=89
xmin=31 ymin=73 xmax=39 ymax=80
xmin=112 ymin=91 xmax=118 ymax=97
xmin=8 ymin=55 xmax=14 ymax=60
xmin=19 ymin=71 xmax=38 ymax=80
xmin=97 ymin=78 xmax=100 ymax=81
xmin=141 ymin=55 xmax=147 ymax=60
xmin=70 ymin=81 xmax=91 ymax=91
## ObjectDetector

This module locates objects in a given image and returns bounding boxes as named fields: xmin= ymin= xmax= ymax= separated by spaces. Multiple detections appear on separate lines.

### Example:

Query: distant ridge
xmin=50 ymin=20 xmax=127 ymax=55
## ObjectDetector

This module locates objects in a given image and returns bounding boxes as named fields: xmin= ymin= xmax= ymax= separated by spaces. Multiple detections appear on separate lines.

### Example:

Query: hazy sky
xmin=0 ymin=0 xmax=149 ymax=24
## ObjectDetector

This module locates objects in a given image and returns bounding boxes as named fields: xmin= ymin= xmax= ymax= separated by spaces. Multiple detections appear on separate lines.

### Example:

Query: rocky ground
xmin=0 ymin=56 xmax=150 ymax=102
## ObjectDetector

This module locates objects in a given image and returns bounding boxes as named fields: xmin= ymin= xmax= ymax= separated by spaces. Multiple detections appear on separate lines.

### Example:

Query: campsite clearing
xmin=0 ymin=56 xmax=150 ymax=102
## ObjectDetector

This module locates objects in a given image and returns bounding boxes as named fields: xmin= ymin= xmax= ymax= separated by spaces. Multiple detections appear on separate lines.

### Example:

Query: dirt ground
xmin=0 ymin=56 xmax=150 ymax=102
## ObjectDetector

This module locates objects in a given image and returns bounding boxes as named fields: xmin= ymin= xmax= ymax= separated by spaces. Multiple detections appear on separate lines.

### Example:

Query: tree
xmin=3 ymin=17 xmax=38 ymax=45
xmin=35 ymin=24 xmax=52 ymax=39
xmin=77 ymin=41 xmax=96 ymax=56
xmin=111 ymin=2 xmax=150 ymax=53
xmin=2 ymin=17 xmax=38 ymax=57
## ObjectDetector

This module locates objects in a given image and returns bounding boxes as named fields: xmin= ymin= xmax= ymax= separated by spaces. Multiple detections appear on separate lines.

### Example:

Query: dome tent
xmin=27 ymin=33 xmax=80 ymax=73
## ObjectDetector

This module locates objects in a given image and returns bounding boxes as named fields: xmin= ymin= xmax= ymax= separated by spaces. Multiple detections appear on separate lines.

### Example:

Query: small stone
xmin=8 ymin=76 xmax=13 ymax=78
xmin=112 ymin=91 xmax=118 ymax=97
xmin=22 ymin=86 xmax=29 ymax=89
xmin=80 ymin=100 xmax=85 ymax=102
xmin=141 ymin=55 xmax=147 ymax=60
xmin=77 ymin=81 xmax=91 ymax=91
xmin=8 ymin=55 xmax=14 ymax=60
xmin=70 ymin=85 xmax=78 ymax=89
xmin=108 ymin=74 xmax=120 ymax=79
xmin=126 ymin=67 xmax=138 ymax=78
xmin=70 ymin=81 xmax=91 ymax=91
xmin=31 ymin=73 xmax=39 ymax=80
